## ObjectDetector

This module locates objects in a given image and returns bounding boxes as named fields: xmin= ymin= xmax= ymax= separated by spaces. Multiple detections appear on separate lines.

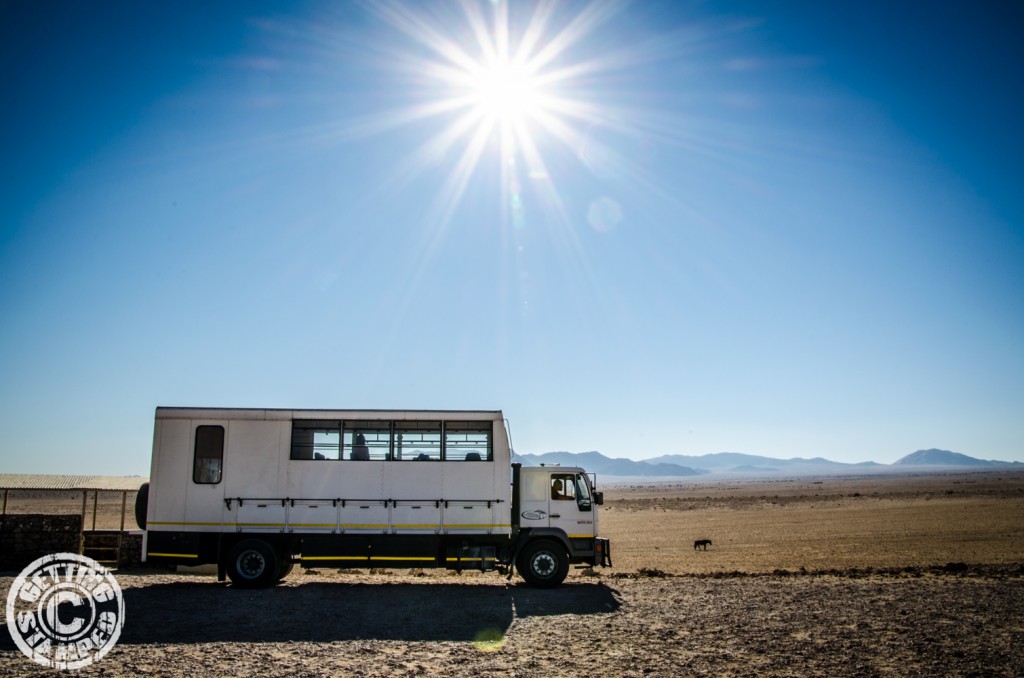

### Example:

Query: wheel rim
xmin=531 ymin=551 xmax=556 ymax=578
xmin=237 ymin=550 xmax=266 ymax=579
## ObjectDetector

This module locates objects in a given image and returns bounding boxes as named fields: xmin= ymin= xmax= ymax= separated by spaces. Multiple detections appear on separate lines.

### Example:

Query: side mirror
xmin=594 ymin=491 xmax=604 ymax=506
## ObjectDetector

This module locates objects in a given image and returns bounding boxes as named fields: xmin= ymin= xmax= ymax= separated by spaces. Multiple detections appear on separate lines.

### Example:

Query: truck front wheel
xmin=517 ymin=540 xmax=569 ymax=588
xmin=226 ymin=539 xmax=280 ymax=588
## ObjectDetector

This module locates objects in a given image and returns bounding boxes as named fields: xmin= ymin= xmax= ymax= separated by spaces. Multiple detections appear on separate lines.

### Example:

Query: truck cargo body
xmin=140 ymin=407 xmax=610 ymax=587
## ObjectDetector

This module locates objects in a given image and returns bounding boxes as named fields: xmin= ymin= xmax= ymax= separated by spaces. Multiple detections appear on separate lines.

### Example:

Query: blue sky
xmin=1 ymin=0 xmax=1021 ymax=475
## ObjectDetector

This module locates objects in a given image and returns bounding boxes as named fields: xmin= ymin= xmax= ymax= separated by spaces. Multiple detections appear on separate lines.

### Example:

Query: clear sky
xmin=2 ymin=0 xmax=1022 ymax=475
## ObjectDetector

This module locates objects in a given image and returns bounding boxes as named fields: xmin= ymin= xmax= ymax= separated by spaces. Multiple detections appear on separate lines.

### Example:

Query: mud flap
xmin=217 ymin=534 xmax=226 ymax=582
xmin=596 ymin=537 xmax=612 ymax=568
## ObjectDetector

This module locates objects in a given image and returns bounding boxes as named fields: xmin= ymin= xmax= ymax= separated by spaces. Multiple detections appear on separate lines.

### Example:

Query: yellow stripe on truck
xmin=286 ymin=523 xmax=337 ymax=528
xmin=301 ymin=556 xmax=436 ymax=562
xmin=148 ymin=552 xmax=198 ymax=558
xmin=148 ymin=521 xmax=234 ymax=527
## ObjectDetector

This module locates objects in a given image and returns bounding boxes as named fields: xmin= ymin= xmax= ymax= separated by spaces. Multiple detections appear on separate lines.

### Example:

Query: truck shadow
xmin=0 ymin=578 xmax=621 ymax=648
xmin=126 ymin=579 xmax=620 ymax=644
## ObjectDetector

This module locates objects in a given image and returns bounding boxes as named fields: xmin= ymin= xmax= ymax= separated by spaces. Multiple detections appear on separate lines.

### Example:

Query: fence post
xmin=118 ymin=490 xmax=128 ymax=566
xmin=80 ymin=491 xmax=87 ymax=554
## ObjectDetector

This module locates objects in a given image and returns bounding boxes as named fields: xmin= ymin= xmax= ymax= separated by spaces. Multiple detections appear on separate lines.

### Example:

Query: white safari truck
xmin=137 ymin=407 xmax=611 ymax=587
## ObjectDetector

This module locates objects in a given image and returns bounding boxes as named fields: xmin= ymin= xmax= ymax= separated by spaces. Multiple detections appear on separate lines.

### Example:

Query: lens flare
xmin=473 ymin=627 xmax=506 ymax=652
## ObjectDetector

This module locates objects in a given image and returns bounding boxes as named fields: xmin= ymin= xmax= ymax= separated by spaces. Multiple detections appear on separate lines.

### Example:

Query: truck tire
xmin=226 ymin=539 xmax=280 ymax=588
xmin=134 ymin=482 xmax=149 ymax=530
xmin=517 ymin=539 xmax=569 ymax=588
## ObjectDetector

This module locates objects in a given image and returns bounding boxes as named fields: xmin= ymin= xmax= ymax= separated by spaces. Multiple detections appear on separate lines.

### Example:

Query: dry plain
xmin=2 ymin=470 xmax=1023 ymax=676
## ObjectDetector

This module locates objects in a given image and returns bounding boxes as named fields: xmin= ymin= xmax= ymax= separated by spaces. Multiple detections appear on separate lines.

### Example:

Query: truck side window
xmin=444 ymin=421 xmax=492 ymax=461
xmin=193 ymin=425 xmax=224 ymax=484
xmin=551 ymin=474 xmax=576 ymax=501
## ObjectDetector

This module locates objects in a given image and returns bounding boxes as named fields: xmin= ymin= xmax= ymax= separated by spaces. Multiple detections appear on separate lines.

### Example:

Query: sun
xmin=468 ymin=57 xmax=545 ymax=128
xmin=352 ymin=0 xmax=627 ymax=228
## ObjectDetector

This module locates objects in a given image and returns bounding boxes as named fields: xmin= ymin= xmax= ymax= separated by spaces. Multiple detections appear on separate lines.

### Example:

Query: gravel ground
xmin=3 ymin=567 xmax=1022 ymax=676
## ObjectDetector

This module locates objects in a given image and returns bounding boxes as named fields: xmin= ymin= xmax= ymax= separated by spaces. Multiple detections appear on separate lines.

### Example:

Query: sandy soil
xmin=2 ymin=470 xmax=1022 ymax=676
xmin=601 ymin=470 xmax=1024 ymax=573
xmin=2 ymin=568 xmax=1022 ymax=676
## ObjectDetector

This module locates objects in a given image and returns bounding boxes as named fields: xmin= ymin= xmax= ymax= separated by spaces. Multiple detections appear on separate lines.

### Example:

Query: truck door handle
xmin=550 ymin=514 xmax=560 ymax=518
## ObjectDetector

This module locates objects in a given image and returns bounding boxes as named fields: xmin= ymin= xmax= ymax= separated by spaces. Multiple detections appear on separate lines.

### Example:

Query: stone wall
xmin=0 ymin=515 xmax=144 ymax=571
xmin=119 ymin=532 xmax=144 ymax=567
xmin=0 ymin=514 xmax=82 ymax=571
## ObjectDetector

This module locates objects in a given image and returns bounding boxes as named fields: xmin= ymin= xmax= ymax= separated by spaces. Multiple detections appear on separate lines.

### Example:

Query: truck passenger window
xmin=343 ymin=422 xmax=392 ymax=461
xmin=394 ymin=421 xmax=441 ymax=460
xmin=444 ymin=422 xmax=492 ymax=461
xmin=290 ymin=421 xmax=341 ymax=460
xmin=193 ymin=425 xmax=224 ymax=484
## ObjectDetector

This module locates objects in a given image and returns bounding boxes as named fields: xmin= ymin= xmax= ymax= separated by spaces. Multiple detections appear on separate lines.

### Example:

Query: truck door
xmin=547 ymin=472 xmax=596 ymax=539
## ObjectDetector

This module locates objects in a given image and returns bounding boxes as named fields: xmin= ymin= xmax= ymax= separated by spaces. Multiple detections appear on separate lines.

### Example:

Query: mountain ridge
xmin=893 ymin=448 xmax=1020 ymax=467
xmin=513 ymin=448 xmax=1021 ymax=477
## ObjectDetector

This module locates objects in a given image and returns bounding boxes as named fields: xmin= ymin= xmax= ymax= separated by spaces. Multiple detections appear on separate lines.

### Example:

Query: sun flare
xmin=354 ymin=0 xmax=635 ymax=231
xmin=287 ymin=1 xmax=747 ymax=240
xmin=469 ymin=57 xmax=544 ymax=127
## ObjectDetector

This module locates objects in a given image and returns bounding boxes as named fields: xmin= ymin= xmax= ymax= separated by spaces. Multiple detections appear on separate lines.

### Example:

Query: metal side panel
xmin=339 ymin=500 xmax=390 ymax=533
xmin=235 ymin=500 xmax=287 ymax=533
xmin=289 ymin=500 xmax=339 ymax=532
xmin=391 ymin=500 xmax=442 ymax=533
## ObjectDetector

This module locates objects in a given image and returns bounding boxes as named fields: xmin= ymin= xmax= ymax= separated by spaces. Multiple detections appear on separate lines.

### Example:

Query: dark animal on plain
xmin=694 ymin=539 xmax=712 ymax=551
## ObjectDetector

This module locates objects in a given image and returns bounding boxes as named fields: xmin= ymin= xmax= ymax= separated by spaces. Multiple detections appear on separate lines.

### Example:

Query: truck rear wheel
xmin=517 ymin=539 xmax=569 ymax=588
xmin=226 ymin=539 xmax=280 ymax=588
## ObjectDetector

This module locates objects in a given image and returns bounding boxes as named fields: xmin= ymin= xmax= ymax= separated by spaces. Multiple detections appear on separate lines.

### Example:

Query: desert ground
xmin=2 ymin=470 xmax=1023 ymax=676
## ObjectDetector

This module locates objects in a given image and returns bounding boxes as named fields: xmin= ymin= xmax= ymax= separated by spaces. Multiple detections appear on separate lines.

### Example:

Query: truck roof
xmin=519 ymin=465 xmax=586 ymax=474
xmin=155 ymin=407 xmax=504 ymax=421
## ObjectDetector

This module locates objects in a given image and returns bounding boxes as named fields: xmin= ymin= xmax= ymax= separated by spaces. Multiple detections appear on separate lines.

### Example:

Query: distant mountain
xmin=894 ymin=449 xmax=1022 ymax=467
xmin=730 ymin=465 xmax=782 ymax=474
xmin=645 ymin=452 xmax=880 ymax=474
xmin=514 ymin=451 xmax=704 ymax=477
xmin=514 ymin=448 xmax=1020 ymax=479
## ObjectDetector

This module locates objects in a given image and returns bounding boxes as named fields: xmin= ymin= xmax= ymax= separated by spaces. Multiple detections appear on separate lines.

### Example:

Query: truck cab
xmin=512 ymin=464 xmax=610 ymax=586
